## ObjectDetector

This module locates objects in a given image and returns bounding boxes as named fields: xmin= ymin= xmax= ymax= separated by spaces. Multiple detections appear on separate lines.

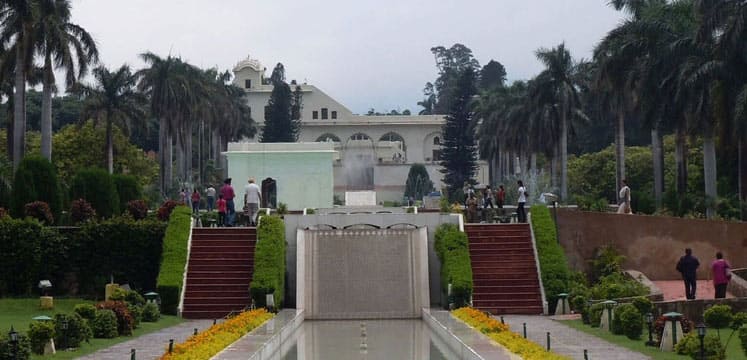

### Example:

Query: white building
xmin=232 ymin=55 xmax=488 ymax=203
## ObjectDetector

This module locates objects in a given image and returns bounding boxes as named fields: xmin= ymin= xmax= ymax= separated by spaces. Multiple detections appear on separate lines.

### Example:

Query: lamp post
xmin=645 ymin=313 xmax=656 ymax=346
xmin=696 ymin=323 xmax=706 ymax=360
xmin=60 ymin=318 xmax=69 ymax=350
xmin=9 ymin=326 xmax=19 ymax=360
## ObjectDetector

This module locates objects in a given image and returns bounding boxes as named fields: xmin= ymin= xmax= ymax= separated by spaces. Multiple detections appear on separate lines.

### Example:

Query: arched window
xmin=350 ymin=133 xmax=370 ymax=141
xmin=315 ymin=133 xmax=340 ymax=142
xmin=433 ymin=136 xmax=440 ymax=145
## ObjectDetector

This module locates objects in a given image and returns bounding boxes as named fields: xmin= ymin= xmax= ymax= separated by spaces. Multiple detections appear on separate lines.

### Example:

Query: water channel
xmin=278 ymin=320 xmax=455 ymax=360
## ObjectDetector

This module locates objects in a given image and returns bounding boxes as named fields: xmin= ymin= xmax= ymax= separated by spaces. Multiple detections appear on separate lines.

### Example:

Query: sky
xmin=70 ymin=0 xmax=625 ymax=114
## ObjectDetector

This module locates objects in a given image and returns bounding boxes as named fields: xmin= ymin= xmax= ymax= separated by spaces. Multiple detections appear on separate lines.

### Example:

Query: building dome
xmin=233 ymin=55 xmax=264 ymax=73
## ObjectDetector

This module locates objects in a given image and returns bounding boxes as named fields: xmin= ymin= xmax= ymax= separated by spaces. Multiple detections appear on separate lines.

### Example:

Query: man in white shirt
xmin=244 ymin=178 xmax=262 ymax=226
xmin=517 ymin=180 xmax=527 ymax=223
xmin=205 ymin=185 xmax=216 ymax=212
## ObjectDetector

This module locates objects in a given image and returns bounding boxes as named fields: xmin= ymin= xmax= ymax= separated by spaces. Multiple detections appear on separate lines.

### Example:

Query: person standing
xmin=244 ymin=177 xmax=262 ymax=227
xmin=466 ymin=193 xmax=479 ymax=223
xmin=517 ymin=180 xmax=527 ymax=223
xmin=711 ymin=252 xmax=732 ymax=299
xmin=496 ymin=185 xmax=505 ymax=209
xmin=216 ymin=194 xmax=227 ymax=227
xmin=205 ymin=185 xmax=216 ymax=212
xmin=220 ymin=178 xmax=236 ymax=226
xmin=483 ymin=185 xmax=495 ymax=209
xmin=617 ymin=179 xmax=632 ymax=214
xmin=676 ymin=248 xmax=700 ymax=300
xmin=190 ymin=189 xmax=200 ymax=214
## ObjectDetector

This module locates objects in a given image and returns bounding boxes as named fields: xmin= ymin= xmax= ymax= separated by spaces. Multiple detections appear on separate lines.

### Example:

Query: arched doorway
xmin=261 ymin=178 xmax=277 ymax=208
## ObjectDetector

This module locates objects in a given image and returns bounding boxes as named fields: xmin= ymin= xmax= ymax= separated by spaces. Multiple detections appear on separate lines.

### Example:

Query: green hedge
xmin=70 ymin=168 xmax=119 ymax=218
xmin=434 ymin=224 xmax=473 ymax=308
xmin=10 ymin=156 xmax=62 ymax=222
xmin=112 ymin=174 xmax=141 ymax=214
xmin=250 ymin=215 xmax=286 ymax=309
xmin=530 ymin=205 xmax=571 ymax=313
xmin=0 ymin=218 xmax=66 ymax=295
xmin=156 ymin=206 xmax=192 ymax=315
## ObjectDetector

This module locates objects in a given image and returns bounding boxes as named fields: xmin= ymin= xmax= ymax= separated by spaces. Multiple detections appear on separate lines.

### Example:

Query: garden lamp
xmin=645 ymin=313 xmax=656 ymax=346
xmin=61 ymin=318 xmax=69 ymax=350
xmin=696 ymin=323 xmax=706 ymax=360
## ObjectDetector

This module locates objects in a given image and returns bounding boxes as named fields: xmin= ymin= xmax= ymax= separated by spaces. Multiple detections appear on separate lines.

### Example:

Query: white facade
xmin=232 ymin=55 xmax=488 ymax=203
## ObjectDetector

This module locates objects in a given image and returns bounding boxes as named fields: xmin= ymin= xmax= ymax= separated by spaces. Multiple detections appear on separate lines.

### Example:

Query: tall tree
xmin=429 ymin=44 xmax=480 ymax=114
xmin=440 ymin=66 xmax=478 ymax=201
xmin=36 ymin=0 xmax=98 ymax=161
xmin=479 ymin=59 xmax=507 ymax=91
xmin=0 ymin=0 xmax=36 ymax=168
xmin=77 ymin=65 xmax=145 ymax=173
xmin=417 ymin=82 xmax=436 ymax=115
xmin=260 ymin=63 xmax=298 ymax=142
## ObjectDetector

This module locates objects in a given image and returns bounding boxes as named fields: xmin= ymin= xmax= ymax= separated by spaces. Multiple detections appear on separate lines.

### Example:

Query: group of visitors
xmin=464 ymin=180 xmax=526 ymax=223
xmin=177 ymin=177 xmax=262 ymax=227
xmin=676 ymin=248 xmax=733 ymax=299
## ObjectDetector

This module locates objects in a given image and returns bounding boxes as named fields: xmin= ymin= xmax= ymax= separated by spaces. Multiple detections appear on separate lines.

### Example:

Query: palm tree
xmin=77 ymin=65 xmax=146 ymax=173
xmin=35 ymin=0 xmax=98 ymax=161
xmin=532 ymin=43 xmax=587 ymax=201
xmin=0 ymin=0 xmax=37 ymax=168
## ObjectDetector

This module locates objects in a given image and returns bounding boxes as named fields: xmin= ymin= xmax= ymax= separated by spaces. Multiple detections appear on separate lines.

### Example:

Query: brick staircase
xmin=181 ymin=227 xmax=256 ymax=319
xmin=465 ymin=223 xmax=544 ymax=315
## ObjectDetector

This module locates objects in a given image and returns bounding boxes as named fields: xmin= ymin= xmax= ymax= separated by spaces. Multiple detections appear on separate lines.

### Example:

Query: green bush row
xmin=529 ymin=205 xmax=571 ymax=313
xmin=0 ymin=216 xmax=166 ymax=297
xmin=250 ymin=215 xmax=286 ymax=309
xmin=156 ymin=206 xmax=192 ymax=315
xmin=434 ymin=224 xmax=473 ymax=308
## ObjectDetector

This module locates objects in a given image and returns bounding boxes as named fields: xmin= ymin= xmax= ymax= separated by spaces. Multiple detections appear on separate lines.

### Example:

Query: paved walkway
xmin=500 ymin=315 xmax=650 ymax=360
xmin=78 ymin=319 xmax=214 ymax=360
xmin=653 ymin=280 xmax=734 ymax=301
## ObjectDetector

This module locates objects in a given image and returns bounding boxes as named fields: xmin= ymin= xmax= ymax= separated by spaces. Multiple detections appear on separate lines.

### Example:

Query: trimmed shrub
xmin=0 ymin=218 xmax=65 ymax=296
xmin=675 ymin=332 xmax=726 ymax=360
xmin=571 ymin=295 xmax=590 ymax=324
xmin=70 ymin=168 xmax=119 ymax=218
xmin=74 ymin=304 xmax=97 ymax=321
xmin=92 ymin=310 xmax=118 ymax=338
xmin=126 ymin=200 xmax=148 ymax=220
xmin=156 ymin=205 xmax=192 ymax=315
xmin=109 ymin=288 xmax=146 ymax=306
xmin=128 ymin=304 xmax=143 ymax=328
xmin=704 ymin=305 xmax=733 ymax=337
xmin=0 ymin=330 xmax=32 ymax=360
xmin=95 ymin=301 xmax=134 ymax=336
xmin=24 ymin=201 xmax=53 ymax=224
xmin=250 ymin=216 xmax=286 ymax=309
xmin=404 ymin=163 xmax=434 ymax=200
xmin=142 ymin=302 xmax=160 ymax=322
xmin=112 ymin=174 xmax=141 ymax=214
xmin=434 ymin=224 xmax=473 ymax=308
xmin=589 ymin=272 xmax=649 ymax=300
xmin=530 ymin=205 xmax=571 ymax=313
xmin=613 ymin=303 xmax=643 ymax=339
xmin=157 ymin=200 xmax=180 ymax=221
xmin=10 ymin=156 xmax=62 ymax=222
xmin=631 ymin=296 xmax=653 ymax=316
xmin=70 ymin=198 xmax=96 ymax=224
xmin=53 ymin=313 xmax=91 ymax=349
xmin=28 ymin=321 xmax=55 ymax=354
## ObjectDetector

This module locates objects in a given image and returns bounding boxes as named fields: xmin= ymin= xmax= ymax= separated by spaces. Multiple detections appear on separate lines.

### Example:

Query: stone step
xmin=472 ymin=292 xmax=542 ymax=301
xmin=188 ymin=258 xmax=254 ymax=267
xmin=190 ymin=245 xmax=254 ymax=253
xmin=185 ymin=277 xmax=252 ymax=285
xmin=188 ymin=264 xmax=254 ymax=272
xmin=192 ymin=227 xmax=256 ymax=235
xmin=190 ymin=237 xmax=257 ymax=245
xmin=475 ymin=306 xmax=545 ymax=315
xmin=183 ymin=296 xmax=251 ymax=305
xmin=189 ymin=251 xmax=255 ymax=259
xmin=473 ymin=277 xmax=540 ymax=285
xmin=182 ymin=310 xmax=241 ymax=319
xmin=184 ymin=284 xmax=250 ymax=292
xmin=184 ymin=290 xmax=249 ymax=298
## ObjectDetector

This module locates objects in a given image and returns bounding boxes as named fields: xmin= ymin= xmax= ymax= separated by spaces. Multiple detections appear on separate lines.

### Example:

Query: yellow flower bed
xmin=452 ymin=307 xmax=571 ymax=360
xmin=160 ymin=309 xmax=273 ymax=360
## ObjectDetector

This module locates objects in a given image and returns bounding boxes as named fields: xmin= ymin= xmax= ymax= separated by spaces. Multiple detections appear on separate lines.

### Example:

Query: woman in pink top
xmin=711 ymin=252 xmax=731 ymax=299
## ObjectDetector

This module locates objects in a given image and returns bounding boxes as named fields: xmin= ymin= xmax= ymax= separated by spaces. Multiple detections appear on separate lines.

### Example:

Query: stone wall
xmin=555 ymin=209 xmax=747 ymax=280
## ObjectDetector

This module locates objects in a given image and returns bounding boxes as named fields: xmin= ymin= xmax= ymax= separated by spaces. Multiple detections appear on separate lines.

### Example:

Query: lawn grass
xmin=0 ymin=298 xmax=183 ymax=360
xmin=560 ymin=319 xmax=743 ymax=360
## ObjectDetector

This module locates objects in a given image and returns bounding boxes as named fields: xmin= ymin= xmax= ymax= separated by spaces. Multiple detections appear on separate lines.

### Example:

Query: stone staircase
xmin=465 ymin=224 xmax=544 ymax=315
xmin=181 ymin=227 xmax=256 ymax=319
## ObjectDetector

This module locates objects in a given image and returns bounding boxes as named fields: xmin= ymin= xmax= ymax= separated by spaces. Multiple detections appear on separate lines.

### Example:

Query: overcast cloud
xmin=70 ymin=0 xmax=624 ymax=114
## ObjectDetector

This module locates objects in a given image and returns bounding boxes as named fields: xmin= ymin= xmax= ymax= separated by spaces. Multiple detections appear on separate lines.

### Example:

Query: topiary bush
xmin=70 ymin=198 xmax=96 ymax=224
xmin=70 ymin=168 xmax=119 ymax=219
xmin=631 ymin=296 xmax=653 ymax=316
xmin=530 ymin=205 xmax=571 ymax=313
xmin=250 ymin=215 xmax=286 ymax=309
xmin=28 ymin=321 xmax=55 ymax=355
xmin=0 ymin=330 xmax=32 ymax=360
xmin=404 ymin=163 xmax=434 ymax=201
xmin=157 ymin=200 xmax=180 ymax=221
xmin=112 ymin=174 xmax=141 ymax=214
xmin=613 ymin=303 xmax=643 ymax=339
xmin=92 ymin=309 xmax=118 ymax=339
xmin=74 ymin=303 xmax=97 ymax=321
xmin=675 ymin=332 xmax=725 ymax=360
xmin=156 ymin=205 xmax=192 ymax=315
xmin=109 ymin=288 xmax=146 ymax=306
xmin=53 ymin=313 xmax=91 ymax=349
xmin=704 ymin=305 xmax=733 ymax=339
xmin=95 ymin=301 xmax=134 ymax=336
xmin=128 ymin=304 xmax=143 ymax=328
xmin=571 ymin=295 xmax=590 ymax=324
xmin=24 ymin=201 xmax=54 ymax=224
xmin=142 ymin=302 xmax=160 ymax=322
xmin=10 ymin=156 xmax=62 ymax=222
xmin=126 ymin=200 xmax=148 ymax=220
xmin=589 ymin=272 xmax=649 ymax=300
